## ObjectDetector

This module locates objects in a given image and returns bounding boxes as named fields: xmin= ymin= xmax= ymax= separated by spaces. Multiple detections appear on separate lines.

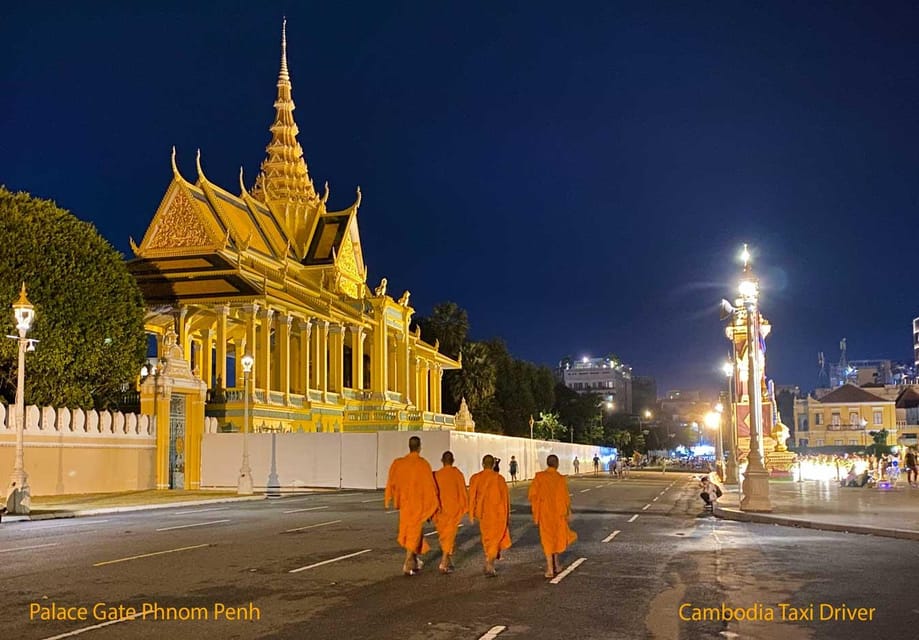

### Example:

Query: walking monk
xmin=528 ymin=454 xmax=577 ymax=578
xmin=468 ymin=454 xmax=511 ymax=577
xmin=433 ymin=451 xmax=467 ymax=574
xmin=385 ymin=436 xmax=439 ymax=576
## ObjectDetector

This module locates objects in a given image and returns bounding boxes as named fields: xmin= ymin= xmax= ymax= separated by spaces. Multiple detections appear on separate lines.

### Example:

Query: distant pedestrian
xmin=509 ymin=456 xmax=518 ymax=484
xmin=592 ymin=454 xmax=600 ymax=476
xmin=493 ymin=457 xmax=502 ymax=474
xmin=384 ymin=436 xmax=439 ymax=576
xmin=906 ymin=448 xmax=918 ymax=487
xmin=469 ymin=455 xmax=512 ymax=577
xmin=573 ymin=456 xmax=580 ymax=475
xmin=528 ymin=455 xmax=577 ymax=579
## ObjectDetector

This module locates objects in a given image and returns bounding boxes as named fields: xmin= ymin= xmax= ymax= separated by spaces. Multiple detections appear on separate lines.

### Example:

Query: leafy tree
xmin=446 ymin=341 xmax=496 ymax=416
xmin=609 ymin=429 xmax=632 ymax=454
xmin=415 ymin=301 xmax=468 ymax=359
xmin=535 ymin=411 xmax=567 ymax=441
xmin=0 ymin=187 xmax=146 ymax=408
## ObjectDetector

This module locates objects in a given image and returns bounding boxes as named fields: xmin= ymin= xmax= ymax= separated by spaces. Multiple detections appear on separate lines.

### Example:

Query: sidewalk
xmin=714 ymin=479 xmax=919 ymax=541
xmin=0 ymin=489 xmax=270 ymax=523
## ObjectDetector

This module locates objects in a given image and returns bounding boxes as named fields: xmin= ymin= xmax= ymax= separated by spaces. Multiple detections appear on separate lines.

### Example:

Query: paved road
xmin=0 ymin=472 xmax=914 ymax=640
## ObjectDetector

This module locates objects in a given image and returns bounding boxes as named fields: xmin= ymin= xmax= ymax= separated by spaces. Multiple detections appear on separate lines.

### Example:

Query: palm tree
xmin=416 ymin=302 xmax=468 ymax=359
xmin=446 ymin=341 xmax=496 ymax=412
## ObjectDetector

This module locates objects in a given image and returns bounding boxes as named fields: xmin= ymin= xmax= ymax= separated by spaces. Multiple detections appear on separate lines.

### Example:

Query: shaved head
xmin=546 ymin=454 xmax=559 ymax=468
xmin=442 ymin=451 xmax=454 ymax=465
xmin=482 ymin=454 xmax=495 ymax=470
xmin=408 ymin=436 xmax=421 ymax=452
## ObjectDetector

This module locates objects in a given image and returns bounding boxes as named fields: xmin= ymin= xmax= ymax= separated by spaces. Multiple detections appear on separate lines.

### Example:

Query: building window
xmin=831 ymin=413 xmax=840 ymax=426
xmin=814 ymin=414 xmax=823 ymax=425
xmin=849 ymin=411 xmax=859 ymax=425
xmin=849 ymin=439 xmax=857 ymax=445
xmin=799 ymin=438 xmax=808 ymax=447
xmin=873 ymin=410 xmax=883 ymax=426
xmin=817 ymin=439 xmax=825 ymax=446
xmin=834 ymin=439 xmax=843 ymax=445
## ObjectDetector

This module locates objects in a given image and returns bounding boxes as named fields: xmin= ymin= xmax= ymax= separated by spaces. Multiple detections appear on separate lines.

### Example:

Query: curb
xmin=1 ymin=495 xmax=267 ymax=523
xmin=713 ymin=505 xmax=919 ymax=542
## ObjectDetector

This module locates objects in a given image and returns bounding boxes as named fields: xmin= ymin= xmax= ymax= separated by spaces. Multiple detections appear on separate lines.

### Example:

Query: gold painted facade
xmin=129 ymin=22 xmax=460 ymax=440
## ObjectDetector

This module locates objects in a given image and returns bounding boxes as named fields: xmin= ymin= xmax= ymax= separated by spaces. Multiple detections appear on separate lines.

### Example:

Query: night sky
xmin=3 ymin=2 xmax=919 ymax=395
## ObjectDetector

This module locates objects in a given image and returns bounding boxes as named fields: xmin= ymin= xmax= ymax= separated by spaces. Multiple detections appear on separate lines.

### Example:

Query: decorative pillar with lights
xmin=5 ymin=284 xmax=36 ymax=514
xmin=238 ymin=353 xmax=255 ymax=495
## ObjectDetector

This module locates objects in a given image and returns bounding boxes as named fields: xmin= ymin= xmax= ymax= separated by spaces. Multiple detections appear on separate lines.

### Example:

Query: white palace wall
xmin=200 ymin=430 xmax=616 ymax=490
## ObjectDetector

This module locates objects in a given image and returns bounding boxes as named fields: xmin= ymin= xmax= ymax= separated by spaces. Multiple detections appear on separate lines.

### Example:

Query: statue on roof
xmin=398 ymin=290 xmax=411 ymax=306
xmin=374 ymin=278 xmax=387 ymax=297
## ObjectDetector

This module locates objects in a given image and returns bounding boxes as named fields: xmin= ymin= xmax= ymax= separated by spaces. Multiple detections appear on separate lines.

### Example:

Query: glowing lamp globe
xmin=12 ymin=283 xmax=34 ymax=333
xmin=241 ymin=354 xmax=255 ymax=374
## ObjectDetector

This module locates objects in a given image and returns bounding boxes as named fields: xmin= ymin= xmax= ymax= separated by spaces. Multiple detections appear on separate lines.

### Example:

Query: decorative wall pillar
xmin=244 ymin=304 xmax=259 ymax=390
xmin=400 ymin=333 xmax=411 ymax=405
xmin=350 ymin=325 xmax=365 ymax=391
xmin=200 ymin=329 xmax=213 ymax=388
xmin=388 ymin=336 xmax=399 ymax=395
xmin=317 ymin=320 xmax=329 ymax=400
xmin=431 ymin=364 xmax=443 ymax=413
xmin=258 ymin=307 xmax=274 ymax=398
xmin=176 ymin=307 xmax=190 ymax=362
xmin=215 ymin=305 xmax=228 ymax=389
xmin=420 ymin=361 xmax=430 ymax=412
xmin=329 ymin=323 xmax=344 ymax=393
xmin=280 ymin=314 xmax=292 ymax=403
xmin=300 ymin=318 xmax=312 ymax=394
xmin=234 ymin=337 xmax=246 ymax=389
xmin=371 ymin=327 xmax=388 ymax=395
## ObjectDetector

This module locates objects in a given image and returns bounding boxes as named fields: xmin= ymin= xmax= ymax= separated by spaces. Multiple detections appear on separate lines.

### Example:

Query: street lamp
xmin=705 ymin=406 xmax=725 ymax=481
xmin=6 ymin=283 xmax=36 ymax=514
xmin=238 ymin=353 xmax=255 ymax=495
xmin=529 ymin=414 xmax=534 ymax=440
xmin=722 ymin=361 xmax=739 ymax=484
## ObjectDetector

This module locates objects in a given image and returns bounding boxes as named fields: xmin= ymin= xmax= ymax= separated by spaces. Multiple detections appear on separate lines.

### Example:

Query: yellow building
xmin=129 ymin=22 xmax=461 ymax=456
xmin=793 ymin=384 xmax=897 ymax=449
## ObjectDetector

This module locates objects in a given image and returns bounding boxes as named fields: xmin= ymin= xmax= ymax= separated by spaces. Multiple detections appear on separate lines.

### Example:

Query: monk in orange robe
xmin=528 ymin=454 xmax=578 ymax=578
xmin=433 ymin=450 xmax=467 ymax=574
xmin=468 ymin=454 xmax=511 ymax=576
xmin=385 ymin=436 xmax=439 ymax=576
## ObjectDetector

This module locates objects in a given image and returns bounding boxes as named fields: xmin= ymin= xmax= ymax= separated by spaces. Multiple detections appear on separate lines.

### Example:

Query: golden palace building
xmin=128 ymin=23 xmax=460 ymax=487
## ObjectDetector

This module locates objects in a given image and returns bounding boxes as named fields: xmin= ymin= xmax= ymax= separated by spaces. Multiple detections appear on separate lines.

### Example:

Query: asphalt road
xmin=0 ymin=471 xmax=915 ymax=640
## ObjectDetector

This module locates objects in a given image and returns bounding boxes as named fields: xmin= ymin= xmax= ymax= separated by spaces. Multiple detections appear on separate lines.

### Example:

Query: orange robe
xmin=468 ymin=468 xmax=512 ymax=559
xmin=385 ymin=451 xmax=439 ymax=555
xmin=433 ymin=466 xmax=467 ymax=554
xmin=528 ymin=467 xmax=577 ymax=556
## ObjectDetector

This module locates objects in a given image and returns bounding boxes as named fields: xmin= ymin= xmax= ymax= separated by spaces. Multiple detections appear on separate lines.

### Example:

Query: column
xmin=419 ymin=361 xmax=430 ymax=412
xmin=234 ymin=337 xmax=246 ymax=389
xmin=400 ymin=333 xmax=411 ymax=405
xmin=371 ymin=327 xmax=388 ymax=395
xmin=259 ymin=307 xmax=273 ymax=399
xmin=244 ymin=304 xmax=258 ymax=391
xmin=350 ymin=325 xmax=365 ymax=391
xmin=316 ymin=320 xmax=329 ymax=400
xmin=176 ymin=307 xmax=190 ymax=362
xmin=215 ymin=305 xmax=228 ymax=389
xmin=431 ymin=364 xmax=443 ymax=413
xmin=329 ymin=323 xmax=344 ymax=393
xmin=388 ymin=336 xmax=398 ymax=394
xmin=280 ymin=314 xmax=292 ymax=403
xmin=200 ymin=329 xmax=213 ymax=388
xmin=300 ymin=318 xmax=312 ymax=394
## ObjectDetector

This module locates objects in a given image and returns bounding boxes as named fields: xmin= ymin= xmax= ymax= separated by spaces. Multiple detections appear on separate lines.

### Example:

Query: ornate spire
xmin=252 ymin=19 xmax=318 ymax=209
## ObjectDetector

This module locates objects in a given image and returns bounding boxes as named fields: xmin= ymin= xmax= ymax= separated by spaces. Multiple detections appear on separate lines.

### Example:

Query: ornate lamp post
xmin=722 ymin=361 xmax=739 ymax=484
xmin=529 ymin=414 xmax=534 ymax=440
xmin=6 ymin=284 xmax=36 ymax=514
xmin=238 ymin=353 xmax=255 ymax=495
xmin=705 ymin=404 xmax=725 ymax=481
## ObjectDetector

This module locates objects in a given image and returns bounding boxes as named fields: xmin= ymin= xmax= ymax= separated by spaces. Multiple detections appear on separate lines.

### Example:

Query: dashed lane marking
xmin=361 ymin=498 xmax=378 ymax=503
xmin=28 ymin=520 xmax=111 ymax=529
xmin=0 ymin=542 xmax=59 ymax=554
xmin=170 ymin=507 xmax=228 ymax=516
xmin=283 ymin=506 xmax=329 ymax=514
xmin=285 ymin=520 xmax=342 ymax=533
xmin=94 ymin=543 xmax=209 ymax=567
xmin=155 ymin=519 xmax=230 ymax=532
xmin=627 ymin=514 xmax=639 ymax=523
xmin=550 ymin=557 xmax=586 ymax=584
xmin=478 ymin=626 xmax=507 ymax=639
xmin=289 ymin=549 xmax=372 ymax=573
xmin=39 ymin=613 xmax=139 ymax=639
xmin=642 ymin=504 xmax=651 ymax=511
xmin=579 ymin=488 xmax=591 ymax=493
xmin=652 ymin=496 xmax=659 ymax=502
xmin=601 ymin=530 xmax=621 ymax=543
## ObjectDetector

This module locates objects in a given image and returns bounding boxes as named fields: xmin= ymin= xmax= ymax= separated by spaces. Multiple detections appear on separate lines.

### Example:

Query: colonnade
xmin=156 ymin=303 xmax=446 ymax=412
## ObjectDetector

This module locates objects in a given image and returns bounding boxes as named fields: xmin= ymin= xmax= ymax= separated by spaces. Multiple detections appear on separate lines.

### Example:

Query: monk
xmin=384 ymin=436 xmax=439 ymax=576
xmin=433 ymin=450 xmax=467 ymax=574
xmin=468 ymin=454 xmax=511 ymax=577
xmin=528 ymin=454 xmax=578 ymax=578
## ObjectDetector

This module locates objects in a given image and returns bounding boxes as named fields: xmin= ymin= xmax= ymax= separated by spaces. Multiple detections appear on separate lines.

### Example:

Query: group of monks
xmin=384 ymin=436 xmax=577 ymax=579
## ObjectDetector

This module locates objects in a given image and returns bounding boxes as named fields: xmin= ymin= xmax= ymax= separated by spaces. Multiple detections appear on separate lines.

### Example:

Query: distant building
xmin=557 ymin=355 xmax=632 ymax=413
xmin=793 ymin=384 xmax=897 ymax=449
xmin=632 ymin=376 xmax=658 ymax=415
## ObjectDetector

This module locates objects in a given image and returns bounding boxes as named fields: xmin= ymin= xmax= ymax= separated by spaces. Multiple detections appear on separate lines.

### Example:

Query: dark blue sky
xmin=3 ymin=2 xmax=918 ymax=394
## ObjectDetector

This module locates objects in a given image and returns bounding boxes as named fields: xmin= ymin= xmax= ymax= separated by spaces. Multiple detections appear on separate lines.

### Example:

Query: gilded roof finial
xmin=238 ymin=167 xmax=248 ymax=195
xmin=171 ymin=146 xmax=180 ymax=177
xmin=195 ymin=148 xmax=205 ymax=182
xmin=280 ymin=17 xmax=289 ymax=82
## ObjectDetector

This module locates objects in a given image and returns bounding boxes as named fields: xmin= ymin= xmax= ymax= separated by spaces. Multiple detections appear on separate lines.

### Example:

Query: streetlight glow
xmin=722 ymin=362 xmax=733 ymax=377
xmin=738 ymin=279 xmax=757 ymax=298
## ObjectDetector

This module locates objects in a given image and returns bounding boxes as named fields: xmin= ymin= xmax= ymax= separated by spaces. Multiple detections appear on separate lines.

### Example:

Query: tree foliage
xmin=0 ymin=187 xmax=147 ymax=408
xmin=535 ymin=411 xmax=566 ymax=441
xmin=416 ymin=301 xmax=468 ymax=359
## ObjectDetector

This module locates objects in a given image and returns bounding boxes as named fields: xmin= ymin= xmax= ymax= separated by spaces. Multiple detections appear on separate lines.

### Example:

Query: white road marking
xmin=424 ymin=530 xmax=438 ymax=537
xmin=289 ymin=548 xmax=372 ymax=573
xmin=361 ymin=498 xmax=378 ymax=503
xmin=550 ymin=557 xmax=586 ymax=584
xmin=579 ymin=488 xmax=591 ymax=493
xmin=627 ymin=514 xmax=639 ymax=523
xmin=94 ymin=543 xmax=209 ymax=567
xmin=602 ymin=530 xmax=621 ymax=543
xmin=170 ymin=507 xmax=228 ymax=516
xmin=652 ymin=496 xmax=659 ymax=502
xmin=642 ymin=504 xmax=651 ymax=511
xmin=278 ymin=496 xmax=318 ymax=503
xmin=284 ymin=520 xmax=342 ymax=533
xmin=658 ymin=490 xmax=666 ymax=495
xmin=0 ymin=542 xmax=59 ymax=554
xmin=283 ymin=506 xmax=329 ymax=514
xmin=155 ymin=519 xmax=230 ymax=532
xmin=478 ymin=626 xmax=507 ymax=640
xmin=387 ymin=510 xmax=399 ymax=515
xmin=39 ymin=613 xmax=139 ymax=639
xmin=30 ymin=520 xmax=110 ymax=529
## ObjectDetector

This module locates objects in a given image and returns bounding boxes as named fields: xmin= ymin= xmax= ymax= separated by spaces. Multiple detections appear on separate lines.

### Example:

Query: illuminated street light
xmin=705 ymin=407 xmax=725 ymax=481
xmin=6 ymin=284 xmax=36 ymax=514
xmin=722 ymin=361 xmax=739 ymax=484
xmin=238 ymin=353 xmax=255 ymax=495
